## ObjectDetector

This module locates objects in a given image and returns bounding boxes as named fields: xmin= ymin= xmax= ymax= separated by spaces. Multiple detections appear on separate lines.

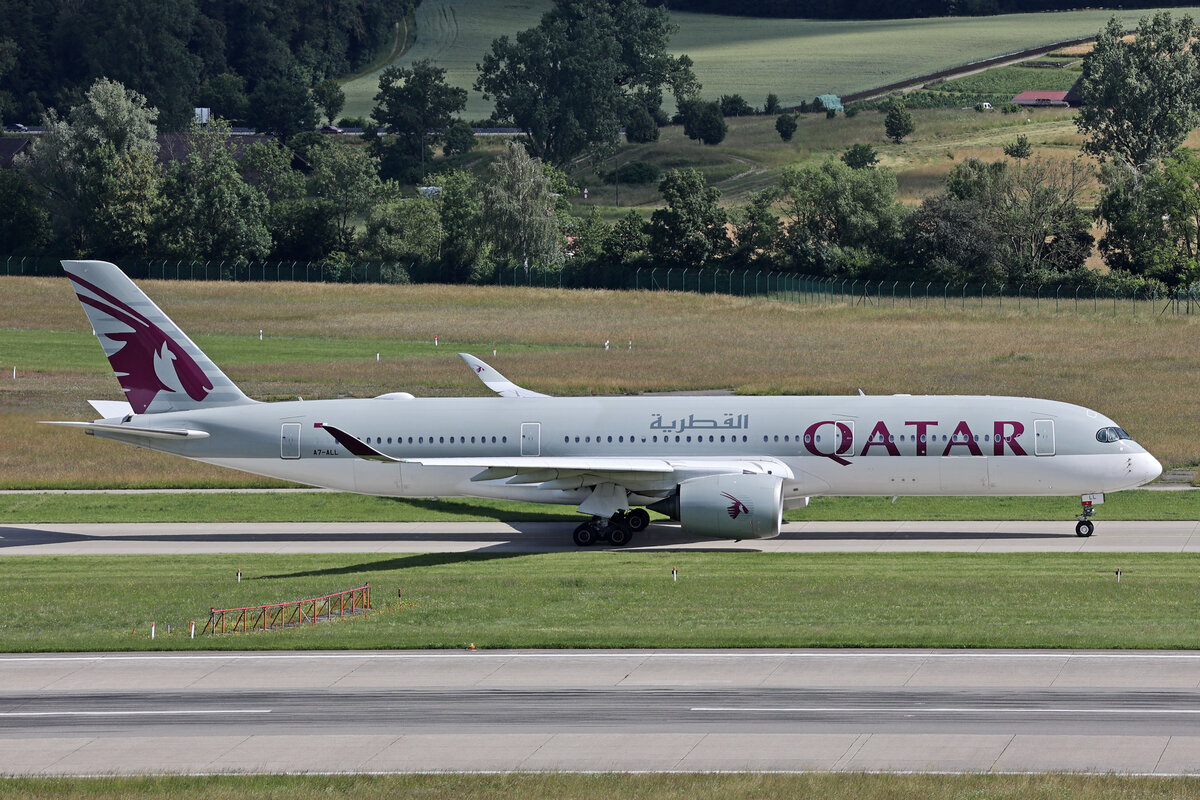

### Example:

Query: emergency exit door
xmin=1034 ymin=419 xmax=1055 ymax=456
xmin=521 ymin=422 xmax=541 ymax=456
xmin=280 ymin=422 xmax=301 ymax=459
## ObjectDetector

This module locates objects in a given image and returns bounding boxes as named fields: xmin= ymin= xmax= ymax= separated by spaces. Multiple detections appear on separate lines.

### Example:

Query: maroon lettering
xmin=860 ymin=420 xmax=899 ymax=457
xmin=804 ymin=420 xmax=851 ymax=466
xmin=993 ymin=420 xmax=1027 ymax=456
xmin=942 ymin=420 xmax=983 ymax=456
xmin=904 ymin=420 xmax=937 ymax=456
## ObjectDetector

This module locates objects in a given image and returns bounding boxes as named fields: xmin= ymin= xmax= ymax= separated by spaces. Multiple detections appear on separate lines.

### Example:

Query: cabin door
xmin=1034 ymin=419 xmax=1055 ymax=456
xmin=521 ymin=422 xmax=541 ymax=456
xmin=280 ymin=422 xmax=301 ymax=459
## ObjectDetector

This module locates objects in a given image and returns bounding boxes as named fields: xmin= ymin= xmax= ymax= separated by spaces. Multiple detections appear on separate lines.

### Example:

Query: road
xmin=2 ymin=520 xmax=1199 ymax=554
xmin=3 ymin=650 xmax=1200 ymax=775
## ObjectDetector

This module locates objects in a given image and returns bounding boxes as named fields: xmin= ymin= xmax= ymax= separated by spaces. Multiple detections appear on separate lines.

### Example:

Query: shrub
xmin=603 ymin=160 xmax=662 ymax=184
xmin=775 ymin=113 xmax=798 ymax=142
xmin=625 ymin=106 xmax=659 ymax=143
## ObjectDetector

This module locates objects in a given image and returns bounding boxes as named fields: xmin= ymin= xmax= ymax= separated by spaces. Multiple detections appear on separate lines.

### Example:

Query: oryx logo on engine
xmin=722 ymin=492 xmax=749 ymax=520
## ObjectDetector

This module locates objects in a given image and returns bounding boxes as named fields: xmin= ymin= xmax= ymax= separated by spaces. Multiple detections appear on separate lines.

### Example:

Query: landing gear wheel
xmin=626 ymin=508 xmax=650 ymax=533
xmin=1075 ymin=519 xmax=1094 ymax=537
xmin=573 ymin=523 xmax=597 ymax=547
xmin=609 ymin=523 xmax=632 ymax=547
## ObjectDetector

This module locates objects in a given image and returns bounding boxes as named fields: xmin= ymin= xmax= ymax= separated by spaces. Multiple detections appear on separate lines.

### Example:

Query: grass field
xmin=3 ymin=552 xmax=1200 ymax=651
xmin=5 ymin=774 xmax=1200 ymax=800
xmin=3 ymin=275 xmax=1196 ymax=492
xmin=0 ymin=490 xmax=1191 ymax=524
xmin=339 ymin=2 xmax=1200 ymax=121
xmin=6 ymin=774 xmax=1200 ymax=800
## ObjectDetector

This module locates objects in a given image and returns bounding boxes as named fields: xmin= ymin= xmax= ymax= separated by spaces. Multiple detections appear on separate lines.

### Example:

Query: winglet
xmin=459 ymin=353 xmax=549 ymax=398
xmin=317 ymin=423 xmax=398 ymax=462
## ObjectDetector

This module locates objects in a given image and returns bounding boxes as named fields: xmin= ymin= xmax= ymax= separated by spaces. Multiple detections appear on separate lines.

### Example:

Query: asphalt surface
xmin=2 ymin=520 xmax=1200 ymax=554
xmin=4 ymin=650 xmax=1200 ymax=775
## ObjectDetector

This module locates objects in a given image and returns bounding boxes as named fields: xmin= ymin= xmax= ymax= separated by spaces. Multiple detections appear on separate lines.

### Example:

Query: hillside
xmin=340 ymin=2 xmax=1200 ymax=121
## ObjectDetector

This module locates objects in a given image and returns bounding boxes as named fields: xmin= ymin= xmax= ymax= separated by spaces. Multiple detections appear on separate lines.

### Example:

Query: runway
xmin=2 ymin=519 xmax=1200 ymax=554
xmin=4 ymin=650 xmax=1200 ymax=775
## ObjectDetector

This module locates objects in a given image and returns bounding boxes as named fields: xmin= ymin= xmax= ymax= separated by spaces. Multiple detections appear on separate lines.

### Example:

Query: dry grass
xmin=3 ymin=276 xmax=1197 ymax=488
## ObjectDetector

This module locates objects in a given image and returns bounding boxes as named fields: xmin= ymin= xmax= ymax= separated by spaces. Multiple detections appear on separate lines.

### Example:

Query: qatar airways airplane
xmin=45 ymin=260 xmax=1162 ymax=546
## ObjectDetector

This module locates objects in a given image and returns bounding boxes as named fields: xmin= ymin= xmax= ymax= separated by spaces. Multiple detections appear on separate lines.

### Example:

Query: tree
xmin=361 ymin=191 xmax=442 ymax=275
xmin=775 ymin=113 xmax=797 ymax=142
xmin=308 ymin=142 xmax=384 ymax=253
xmin=1077 ymin=13 xmax=1200 ymax=167
xmin=0 ymin=169 xmax=51 ymax=255
xmin=442 ymin=119 xmax=477 ymax=157
xmin=625 ymin=105 xmax=659 ymax=143
xmin=312 ymin=78 xmax=346 ymax=125
xmin=944 ymin=156 xmax=1094 ymax=280
xmin=247 ymin=74 xmax=318 ymax=140
xmin=481 ymin=142 xmax=564 ymax=276
xmin=774 ymin=160 xmax=902 ymax=277
xmin=372 ymin=60 xmax=467 ymax=180
xmin=884 ymin=102 xmax=914 ymax=143
xmin=682 ymin=100 xmax=726 ymax=145
xmin=647 ymin=168 xmax=728 ymax=269
xmin=431 ymin=168 xmax=494 ymax=282
xmin=903 ymin=193 xmax=1005 ymax=284
xmin=475 ymin=0 xmax=697 ymax=165
xmin=1002 ymin=134 xmax=1032 ymax=162
xmin=156 ymin=119 xmax=271 ymax=261
xmin=764 ymin=93 xmax=780 ymax=115
xmin=719 ymin=94 xmax=752 ymax=117
xmin=1096 ymin=150 xmax=1200 ymax=287
xmin=19 ymin=78 xmax=160 ymax=254
xmin=841 ymin=142 xmax=879 ymax=169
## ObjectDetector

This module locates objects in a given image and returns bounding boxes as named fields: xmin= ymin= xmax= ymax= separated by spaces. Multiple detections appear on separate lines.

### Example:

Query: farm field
xmin=339 ymin=1 xmax=1200 ymax=121
xmin=1 ymin=275 xmax=1196 ymax=491
xmin=5 ymin=773 xmax=1198 ymax=800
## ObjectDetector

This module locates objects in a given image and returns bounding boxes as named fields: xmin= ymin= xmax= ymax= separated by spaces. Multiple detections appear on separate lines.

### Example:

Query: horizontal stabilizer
xmin=88 ymin=399 xmax=135 ymax=419
xmin=41 ymin=421 xmax=210 ymax=440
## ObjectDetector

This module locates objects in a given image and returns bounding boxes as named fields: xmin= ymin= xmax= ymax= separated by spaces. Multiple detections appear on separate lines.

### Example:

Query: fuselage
xmin=95 ymin=393 xmax=1162 ymax=506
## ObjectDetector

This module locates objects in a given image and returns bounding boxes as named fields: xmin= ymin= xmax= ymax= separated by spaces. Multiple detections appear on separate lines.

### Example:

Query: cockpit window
xmin=1095 ymin=426 xmax=1131 ymax=443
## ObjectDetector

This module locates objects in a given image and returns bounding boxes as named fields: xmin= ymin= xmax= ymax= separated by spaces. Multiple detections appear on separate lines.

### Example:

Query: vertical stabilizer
xmin=62 ymin=260 xmax=255 ymax=413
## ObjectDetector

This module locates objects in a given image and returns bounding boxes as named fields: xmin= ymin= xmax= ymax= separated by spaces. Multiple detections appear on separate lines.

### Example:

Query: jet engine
xmin=650 ymin=473 xmax=783 ymax=539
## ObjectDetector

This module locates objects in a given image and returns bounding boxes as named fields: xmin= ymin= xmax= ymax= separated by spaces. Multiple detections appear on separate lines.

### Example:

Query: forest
xmin=0 ymin=0 xmax=415 ymax=129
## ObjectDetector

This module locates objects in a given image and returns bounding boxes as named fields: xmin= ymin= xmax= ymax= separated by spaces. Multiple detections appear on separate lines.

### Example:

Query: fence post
xmin=1017 ymin=283 xmax=1024 ymax=311
xmin=1055 ymin=285 xmax=1061 ymax=313
xmin=961 ymin=283 xmax=967 ymax=310
xmin=998 ymin=283 xmax=1005 ymax=310
xmin=980 ymin=283 xmax=985 ymax=309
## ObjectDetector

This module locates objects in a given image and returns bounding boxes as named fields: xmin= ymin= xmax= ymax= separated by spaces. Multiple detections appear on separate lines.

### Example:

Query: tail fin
xmin=62 ymin=260 xmax=254 ymax=414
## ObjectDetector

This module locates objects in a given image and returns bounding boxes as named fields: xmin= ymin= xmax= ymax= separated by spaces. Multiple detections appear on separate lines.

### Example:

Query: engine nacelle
xmin=677 ymin=473 xmax=784 ymax=539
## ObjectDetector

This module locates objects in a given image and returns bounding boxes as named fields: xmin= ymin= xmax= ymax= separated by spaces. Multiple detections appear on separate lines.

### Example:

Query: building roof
xmin=0 ymin=137 xmax=30 ymax=169
xmin=1012 ymin=90 xmax=1073 ymax=106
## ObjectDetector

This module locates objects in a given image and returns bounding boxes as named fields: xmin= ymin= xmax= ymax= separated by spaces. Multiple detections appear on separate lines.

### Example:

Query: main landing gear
xmin=572 ymin=509 xmax=651 ymax=547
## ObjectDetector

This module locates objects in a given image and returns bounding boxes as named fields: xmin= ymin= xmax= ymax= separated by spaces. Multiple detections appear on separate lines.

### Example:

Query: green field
xmin=3 ymin=552 xmax=1200 ymax=651
xmin=4 ymin=773 xmax=1200 ymax=800
xmin=0 ymin=489 xmax=1191 ymax=523
xmin=340 ymin=2 xmax=1200 ymax=120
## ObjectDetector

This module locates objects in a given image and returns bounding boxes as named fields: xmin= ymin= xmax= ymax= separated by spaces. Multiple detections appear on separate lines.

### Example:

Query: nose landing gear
xmin=1075 ymin=493 xmax=1103 ymax=537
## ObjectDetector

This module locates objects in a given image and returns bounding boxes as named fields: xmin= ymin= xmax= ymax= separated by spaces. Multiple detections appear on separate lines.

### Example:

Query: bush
xmin=826 ymin=108 xmax=837 ymax=119
xmin=603 ymin=160 xmax=662 ymax=185
xmin=682 ymin=100 xmax=727 ymax=145
xmin=336 ymin=116 xmax=367 ymax=128
xmin=719 ymin=94 xmax=753 ymax=117
xmin=775 ymin=113 xmax=797 ymax=142
xmin=442 ymin=119 xmax=476 ymax=156
xmin=844 ymin=106 xmax=859 ymax=118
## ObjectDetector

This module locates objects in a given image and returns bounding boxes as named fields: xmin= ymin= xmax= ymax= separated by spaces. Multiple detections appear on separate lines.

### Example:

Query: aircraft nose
xmin=1134 ymin=452 xmax=1163 ymax=486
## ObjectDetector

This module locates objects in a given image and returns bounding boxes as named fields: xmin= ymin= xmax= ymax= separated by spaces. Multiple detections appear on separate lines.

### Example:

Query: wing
xmin=459 ymin=353 xmax=550 ymax=398
xmin=318 ymin=423 xmax=791 ymax=493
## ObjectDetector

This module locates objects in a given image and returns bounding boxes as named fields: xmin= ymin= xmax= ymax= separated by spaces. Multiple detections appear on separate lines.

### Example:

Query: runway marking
xmin=693 ymin=707 xmax=1200 ymax=714
xmin=0 ymin=709 xmax=271 ymax=717
xmin=6 ymin=652 xmax=1200 ymax=663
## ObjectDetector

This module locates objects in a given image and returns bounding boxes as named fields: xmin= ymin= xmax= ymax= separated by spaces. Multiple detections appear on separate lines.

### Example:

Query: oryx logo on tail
xmin=722 ymin=492 xmax=749 ymax=520
xmin=68 ymin=273 xmax=213 ymax=413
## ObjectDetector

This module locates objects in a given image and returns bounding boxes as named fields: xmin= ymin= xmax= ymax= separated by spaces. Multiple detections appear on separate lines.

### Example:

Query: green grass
xmin=935 ymin=64 xmax=1083 ymax=96
xmin=6 ymin=774 xmax=1200 ymax=800
xmin=4 ymin=774 xmax=1200 ymax=800
xmin=0 ymin=489 xmax=1191 ymax=523
xmin=3 ymin=552 xmax=1200 ymax=651
xmin=339 ymin=2 xmax=1200 ymax=121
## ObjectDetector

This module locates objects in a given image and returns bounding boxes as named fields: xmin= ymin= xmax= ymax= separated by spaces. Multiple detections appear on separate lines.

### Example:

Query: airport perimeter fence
xmin=5 ymin=255 xmax=1196 ymax=315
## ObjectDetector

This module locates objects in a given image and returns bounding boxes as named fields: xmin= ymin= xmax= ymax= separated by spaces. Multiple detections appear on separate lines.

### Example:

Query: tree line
xmin=0 ymin=0 xmax=414 ymax=130
xmin=2 ymin=4 xmax=1199 ymax=294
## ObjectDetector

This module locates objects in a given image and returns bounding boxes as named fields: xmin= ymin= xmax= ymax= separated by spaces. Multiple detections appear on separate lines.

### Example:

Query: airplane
xmin=44 ymin=260 xmax=1163 ymax=547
